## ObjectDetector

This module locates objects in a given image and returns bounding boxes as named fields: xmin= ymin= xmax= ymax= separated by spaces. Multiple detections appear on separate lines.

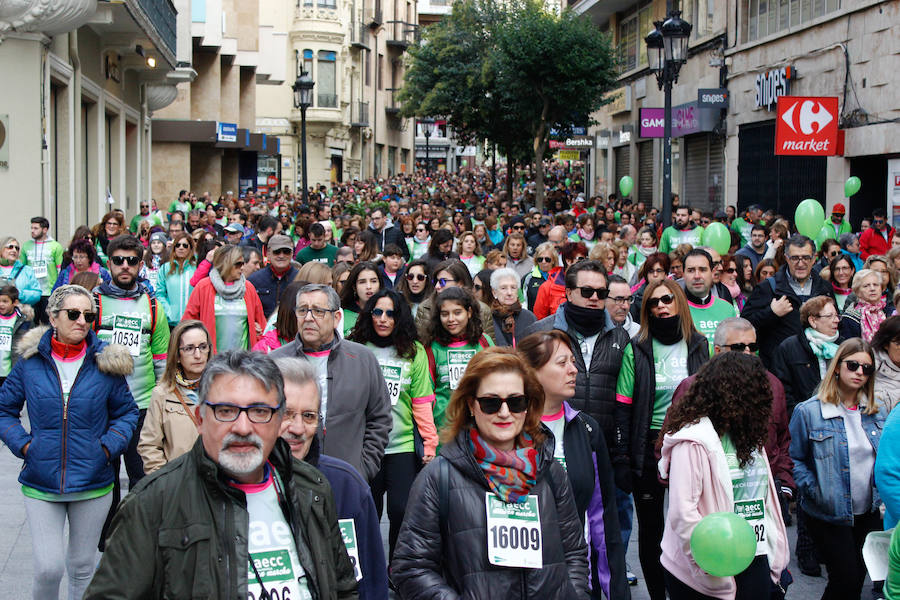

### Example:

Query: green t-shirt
xmin=721 ymin=433 xmax=772 ymax=557
xmin=168 ymin=200 xmax=191 ymax=216
xmin=214 ymin=293 xmax=249 ymax=351
xmin=659 ymin=225 xmax=704 ymax=254
xmin=296 ymin=244 xmax=338 ymax=266
xmin=22 ymin=482 xmax=114 ymax=502
xmin=429 ymin=337 xmax=493 ymax=432
xmin=342 ymin=310 xmax=359 ymax=337
xmin=731 ymin=218 xmax=752 ymax=248
xmin=21 ymin=238 xmax=64 ymax=295
xmin=129 ymin=212 xmax=163 ymax=234
xmin=368 ymin=342 xmax=435 ymax=454
xmin=688 ymin=297 xmax=738 ymax=352
xmin=618 ymin=340 xmax=688 ymax=429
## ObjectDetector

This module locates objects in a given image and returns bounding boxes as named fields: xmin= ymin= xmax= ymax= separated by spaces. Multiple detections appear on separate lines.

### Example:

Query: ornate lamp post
xmin=645 ymin=11 xmax=691 ymax=229
xmin=293 ymin=71 xmax=315 ymax=205
xmin=420 ymin=117 xmax=435 ymax=174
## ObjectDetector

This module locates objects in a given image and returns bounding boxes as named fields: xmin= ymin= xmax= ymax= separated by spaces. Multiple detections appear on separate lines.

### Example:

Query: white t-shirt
xmin=541 ymin=406 xmax=566 ymax=470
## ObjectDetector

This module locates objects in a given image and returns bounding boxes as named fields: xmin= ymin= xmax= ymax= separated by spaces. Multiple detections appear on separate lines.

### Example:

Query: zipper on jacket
xmin=47 ymin=356 xmax=88 ymax=493
xmin=221 ymin=499 xmax=234 ymax=597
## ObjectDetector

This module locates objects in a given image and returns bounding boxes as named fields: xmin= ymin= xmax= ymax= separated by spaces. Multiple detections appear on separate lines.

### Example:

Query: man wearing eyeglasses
xmin=270 ymin=284 xmax=390 ymax=482
xmin=249 ymin=235 xmax=299 ymax=318
xmin=275 ymin=357 xmax=388 ymax=600
xmin=93 ymin=235 xmax=171 ymax=489
xmin=85 ymin=351 xmax=358 ymax=600
xmin=859 ymin=208 xmax=895 ymax=259
xmin=735 ymin=224 xmax=769 ymax=270
xmin=742 ymin=234 xmax=834 ymax=369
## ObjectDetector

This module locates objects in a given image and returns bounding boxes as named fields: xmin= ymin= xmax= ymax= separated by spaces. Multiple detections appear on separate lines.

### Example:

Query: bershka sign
xmin=775 ymin=96 xmax=839 ymax=156
xmin=755 ymin=66 xmax=793 ymax=110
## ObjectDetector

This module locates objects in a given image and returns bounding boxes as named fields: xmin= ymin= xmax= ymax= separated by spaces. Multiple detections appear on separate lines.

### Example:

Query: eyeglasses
xmin=4 ymin=244 xmax=19 ymax=251
xmin=285 ymin=410 xmax=321 ymax=425
xmin=435 ymin=277 xmax=456 ymax=287
xmin=575 ymin=286 xmax=609 ymax=299
xmin=205 ymin=402 xmax=283 ymax=423
xmin=180 ymin=343 xmax=210 ymax=354
xmin=842 ymin=360 xmax=875 ymax=376
xmin=372 ymin=308 xmax=395 ymax=318
xmin=610 ymin=295 xmax=633 ymax=305
xmin=109 ymin=255 xmax=140 ymax=267
xmin=474 ymin=394 xmax=529 ymax=414
xmin=787 ymin=254 xmax=814 ymax=263
xmin=296 ymin=306 xmax=336 ymax=319
xmin=61 ymin=309 xmax=97 ymax=323
xmin=723 ymin=342 xmax=759 ymax=353
xmin=647 ymin=294 xmax=676 ymax=308
xmin=406 ymin=273 xmax=427 ymax=282
xmin=647 ymin=268 xmax=666 ymax=276
xmin=814 ymin=312 xmax=839 ymax=320
xmin=271 ymin=248 xmax=293 ymax=256
xmin=105 ymin=221 xmax=119 ymax=227
xmin=174 ymin=242 xmax=191 ymax=249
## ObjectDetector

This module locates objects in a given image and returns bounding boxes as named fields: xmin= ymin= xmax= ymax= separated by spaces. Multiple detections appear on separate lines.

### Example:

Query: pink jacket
xmin=251 ymin=328 xmax=283 ymax=354
xmin=658 ymin=417 xmax=789 ymax=599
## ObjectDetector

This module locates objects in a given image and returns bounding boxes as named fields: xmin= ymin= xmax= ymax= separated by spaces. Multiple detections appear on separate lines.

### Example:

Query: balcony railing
xmin=131 ymin=0 xmax=177 ymax=60
xmin=317 ymin=93 xmax=338 ymax=108
xmin=385 ymin=88 xmax=401 ymax=114
xmin=350 ymin=17 xmax=370 ymax=50
xmin=301 ymin=0 xmax=337 ymax=7
xmin=385 ymin=21 xmax=418 ymax=49
xmin=386 ymin=115 xmax=407 ymax=131
xmin=351 ymin=101 xmax=370 ymax=127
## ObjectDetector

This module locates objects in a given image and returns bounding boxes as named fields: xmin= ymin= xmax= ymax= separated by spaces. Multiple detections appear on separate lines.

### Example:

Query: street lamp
xmin=646 ymin=10 xmax=691 ymax=229
xmin=420 ymin=117 xmax=435 ymax=174
xmin=293 ymin=71 xmax=315 ymax=205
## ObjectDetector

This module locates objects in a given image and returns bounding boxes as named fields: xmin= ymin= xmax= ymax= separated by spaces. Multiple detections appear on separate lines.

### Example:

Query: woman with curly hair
xmin=349 ymin=288 xmax=437 ymax=559
xmin=658 ymin=352 xmax=789 ymax=599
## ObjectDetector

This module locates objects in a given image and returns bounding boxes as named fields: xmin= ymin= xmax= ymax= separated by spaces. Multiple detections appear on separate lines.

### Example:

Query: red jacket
xmin=182 ymin=278 xmax=267 ymax=352
xmin=859 ymin=225 xmax=895 ymax=259
xmin=532 ymin=267 xmax=567 ymax=320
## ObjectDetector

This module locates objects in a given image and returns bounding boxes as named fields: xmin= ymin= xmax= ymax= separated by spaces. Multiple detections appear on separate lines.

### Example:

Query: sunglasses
xmin=372 ymin=308 xmax=395 ymax=318
xmin=474 ymin=394 xmax=529 ymax=414
xmin=724 ymin=342 xmax=759 ymax=352
xmin=843 ymin=360 xmax=875 ymax=376
xmin=174 ymin=242 xmax=191 ymax=249
xmin=62 ymin=309 xmax=97 ymax=323
xmin=647 ymin=294 xmax=675 ymax=308
xmin=4 ymin=244 xmax=19 ymax=251
xmin=536 ymin=256 xmax=554 ymax=263
xmin=234 ymin=261 xmax=246 ymax=268
xmin=724 ymin=267 xmax=737 ymax=274
xmin=271 ymin=248 xmax=293 ymax=255
xmin=435 ymin=277 xmax=455 ymax=287
xmin=575 ymin=286 xmax=609 ymax=299
xmin=406 ymin=273 xmax=427 ymax=282
xmin=109 ymin=255 xmax=140 ymax=267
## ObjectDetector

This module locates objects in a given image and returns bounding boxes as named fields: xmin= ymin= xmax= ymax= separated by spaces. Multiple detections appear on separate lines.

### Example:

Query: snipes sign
xmin=775 ymin=96 xmax=839 ymax=156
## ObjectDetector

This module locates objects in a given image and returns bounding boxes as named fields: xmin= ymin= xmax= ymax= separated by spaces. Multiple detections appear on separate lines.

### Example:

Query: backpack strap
xmin=478 ymin=335 xmax=490 ymax=349
xmin=92 ymin=292 xmax=103 ymax=333
xmin=148 ymin=296 xmax=157 ymax=335
xmin=425 ymin=344 xmax=437 ymax=384
xmin=439 ymin=456 xmax=450 ymax=542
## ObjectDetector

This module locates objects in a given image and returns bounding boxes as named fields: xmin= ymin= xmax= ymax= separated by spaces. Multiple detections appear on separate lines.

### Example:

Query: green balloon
xmin=701 ymin=222 xmax=731 ymax=255
xmin=619 ymin=175 xmax=634 ymax=198
xmin=845 ymin=176 xmax=861 ymax=197
xmin=375 ymin=186 xmax=382 ymax=193
xmin=690 ymin=512 xmax=757 ymax=577
xmin=795 ymin=198 xmax=825 ymax=238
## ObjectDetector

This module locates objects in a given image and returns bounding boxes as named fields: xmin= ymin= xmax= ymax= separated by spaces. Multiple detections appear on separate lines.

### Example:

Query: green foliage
xmin=398 ymin=0 xmax=619 ymax=208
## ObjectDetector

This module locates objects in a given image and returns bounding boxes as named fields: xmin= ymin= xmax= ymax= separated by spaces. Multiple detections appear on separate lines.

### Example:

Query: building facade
xmin=0 ymin=0 xmax=179 ymax=240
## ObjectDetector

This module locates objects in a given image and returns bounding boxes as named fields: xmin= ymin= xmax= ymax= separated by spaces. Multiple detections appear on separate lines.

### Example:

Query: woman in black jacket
xmin=612 ymin=279 xmax=709 ymax=600
xmin=391 ymin=348 xmax=589 ymax=599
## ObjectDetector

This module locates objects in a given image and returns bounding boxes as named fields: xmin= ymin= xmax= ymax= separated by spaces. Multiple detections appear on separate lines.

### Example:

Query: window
xmin=617 ymin=3 xmax=651 ymax=72
xmin=374 ymin=144 xmax=383 ymax=178
xmin=365 ymin=50 xmax=371 ymax=86
xmin=317 ymin=50 xmax=337 ymax=107
xmin=302 ymin=49 xmax=313 ymax=77
xmin=388 ymin=146 xmax=396 ymax=175
xmin=746 ymin=0 xmax=840 ymax=42
xmin=377 ymin=53 xmax=384 ymax=90
xmin=687 ymin=0 xmax=714 ymax=39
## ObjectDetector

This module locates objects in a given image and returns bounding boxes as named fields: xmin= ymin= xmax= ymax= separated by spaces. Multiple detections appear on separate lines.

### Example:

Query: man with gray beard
xmin=86 ymin=350 xmax=358 ymax=599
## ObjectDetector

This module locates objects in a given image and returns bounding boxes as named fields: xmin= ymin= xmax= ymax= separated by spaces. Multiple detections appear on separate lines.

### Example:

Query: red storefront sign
xmin=775 ymin=96 xmax=839 ymax=156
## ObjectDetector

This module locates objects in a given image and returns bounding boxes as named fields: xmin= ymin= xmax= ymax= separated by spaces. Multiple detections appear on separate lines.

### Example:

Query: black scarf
xmin=408 ymin=289 xmax=428 ymax=304
xmin=648 ymin=314 xmax=683 ymax=345
xmin=563 ymin=303 xmax=606 ymax=338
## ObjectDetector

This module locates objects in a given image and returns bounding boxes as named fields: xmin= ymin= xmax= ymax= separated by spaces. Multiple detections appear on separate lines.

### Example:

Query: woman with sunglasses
xmin=93 ymin=211 xmax=124 ymax=268
xmin=613 ymin=279 xmax=709 ymax=600
xmin=628 ymin=251 xmax=671 ymax=324
xmin=523 ymin=242 xmax=558 ymax=312
xmin=533 ymin=241 xmax=587 ymax=320
xmin=397 ymin=259 xmax=433 ymax=318
xmin=138 ymin=320 xmax=210 ymax=473
xmin=424 ymin=287 xmax=493 ymax=432
xmin=0 ymin=284 xmax=138 ymax=599
xmin=518 ymin=330 xmax=629 ymax=600
xmin=840 ymin=269 xmax=893 ymax=343
xmin=349 ymin=289 xmax=437 ymax=560
xmin=339 ymin=261 xmax=382 ymax=337
xmin=813 ymin=239 xmax=842 ymax=275
xmin=0 ymin=236 xmax=42 ymax=308
xmin=790 ymin=338 xmax=888 ymax=600
xmin=719 ymin=253 xmax=748 ymax=311
xmin=155 ymin=232 xmax=197 ymax=326
xmin=391 ymin=347 xmax=589 ymax=599
xmin=182 ymin=245 xmax=266 ymax=352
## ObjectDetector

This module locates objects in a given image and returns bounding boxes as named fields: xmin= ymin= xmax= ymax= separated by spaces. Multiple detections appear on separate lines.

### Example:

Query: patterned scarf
xmin=804 ymin=327 xmax=839 ymax=361
xmin=469 ymin=429 xmax=537 ymax=504
xmin=859 ymin=297 xmax=887 ymax=342
xmin=175 ymin=370 xmax=201 ymax=390
xmin=491 ymin=299 xmax=521 ymax=336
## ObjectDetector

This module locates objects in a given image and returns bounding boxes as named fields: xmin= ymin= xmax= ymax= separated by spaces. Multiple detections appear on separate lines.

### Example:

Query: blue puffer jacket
xmin=0 ymin=327 xmax=139 ymax=494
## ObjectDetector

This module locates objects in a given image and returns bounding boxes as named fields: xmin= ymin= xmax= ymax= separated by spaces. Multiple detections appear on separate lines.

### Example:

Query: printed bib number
xmin=0 ymin=324 xmax=12 ymax=352
xmin=447 ymin=349 xmax=475 ymax=390
xmin=32 ymin=261 xmax=48 ymax=279
xmin=381 ymin=365 xmax=402 ymax=406
xmin=111 ymin=315 xmax=142 ymax=357
xmin=485 ymin=493 xmax=542 ymax=568
xmin=729 ymin=451 xmax=768 ymax=556
xmin=339 ymin=519 xmax=363 ymax=582
xmin=248 ymin=549 xmax=312 ymax=600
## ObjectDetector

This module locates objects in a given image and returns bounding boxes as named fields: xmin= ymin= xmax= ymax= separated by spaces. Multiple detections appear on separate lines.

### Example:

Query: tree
xmin=398 ymin=0 xmax=618 ymax=209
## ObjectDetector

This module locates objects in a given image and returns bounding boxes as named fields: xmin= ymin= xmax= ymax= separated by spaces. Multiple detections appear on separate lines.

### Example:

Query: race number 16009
xmin=489 ymin=524 xmax=540 ymax=551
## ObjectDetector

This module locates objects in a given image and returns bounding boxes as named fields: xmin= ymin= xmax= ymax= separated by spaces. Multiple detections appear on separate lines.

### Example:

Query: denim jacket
xmin=789 ymin=396 xmax=887 ymax=525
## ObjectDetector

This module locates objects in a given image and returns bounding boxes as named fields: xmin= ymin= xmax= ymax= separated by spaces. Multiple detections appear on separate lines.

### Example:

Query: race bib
xmin=339 ymin=519 xmax=363 ymax=582
xmin=0 ymin=324 xmax=11 ymax=352
xmin=447 ymin=349 xmax=475 ymax=390
xmin=485 ymin=493 xmax=543 ymax=569
xmin=248 ymin=549 xmax=312 ymax=600
xmin=729 ymin=452 xmax=768 ymax=556
xmin=381 ymin=365 xmax=402 ymax=406
xmin=32 ymin=260 xmax=48 ymax=279
xmin=111 ymin=315 xmax=142 ymax=357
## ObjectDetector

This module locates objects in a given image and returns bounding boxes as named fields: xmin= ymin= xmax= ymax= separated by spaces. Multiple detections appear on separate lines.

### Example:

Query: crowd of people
xmin=0 ymin=164 xmax=899 ymax=599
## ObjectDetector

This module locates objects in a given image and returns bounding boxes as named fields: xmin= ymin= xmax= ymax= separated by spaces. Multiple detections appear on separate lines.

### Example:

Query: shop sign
xmin=618 ymin=130 xmax=631 ymax=144
xmin=698 ymin=88 xmax=729 ymax=108
xmin=775 ymin=96 xmax=839 ymax=156
xmin=606 ymin=87 xmax=632 ymax=115
xmin=755 ymin=66 xmax=793 ymax=111
xmin=556 ymin=150 xmax=581 ymax=161
xmin=549 ymin=137 xmax=594 ymax=150
xmin=639 ymin=102 xmax=718 ymax=138
xmin=216 ymin=122 xmax=237 ymax=142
